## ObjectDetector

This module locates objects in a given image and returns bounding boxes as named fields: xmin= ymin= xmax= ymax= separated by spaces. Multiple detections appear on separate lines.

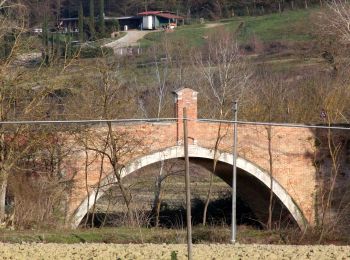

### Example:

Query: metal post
xmin=231 ymin=101 xmax=238 ymax=244
xmin=183 ymin=108 xmax=193 ymax=260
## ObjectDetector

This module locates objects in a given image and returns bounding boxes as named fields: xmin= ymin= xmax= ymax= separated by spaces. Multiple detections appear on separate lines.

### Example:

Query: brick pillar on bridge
xmin=174 ymin=88 xmax=198 ymax=145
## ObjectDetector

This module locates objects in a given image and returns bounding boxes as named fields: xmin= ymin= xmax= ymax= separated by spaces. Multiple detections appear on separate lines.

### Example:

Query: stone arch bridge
xmin=66 ymin=88 xmax=318 ymax=229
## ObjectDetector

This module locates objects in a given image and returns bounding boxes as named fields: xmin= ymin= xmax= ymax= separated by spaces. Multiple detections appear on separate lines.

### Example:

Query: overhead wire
xmin=0 ymin=117 xmax=349 ymax=131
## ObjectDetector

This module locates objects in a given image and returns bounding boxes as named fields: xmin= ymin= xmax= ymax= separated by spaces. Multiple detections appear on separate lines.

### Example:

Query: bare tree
xmin=242 ymin=68 xmax=290 ymax=229
xmin=266 ymin=125 xmax=274 ymax=230
xmin=84 ymin=127 xmax=141 ymax=225
xmin=193 ymin=27 xmax=251 ymax=119
xmin=152 ymin=44 xmax=170 ymax=119
xmin=9 ymin=127 xmax=75 ymax=228
xmin=151 ymin=160 xmax=184 ymax=227
xmin=324 ymin=0 xmax=350 ymax=44
xmin=136 ymin=36 xmax=193 ymax=226
xmin=0 ymin=2 xmax=36 ymax=223
xmin=193 ymin=27 xmax=251 ymax=225
xmin=74 ymin=59 xmax=144 ymax=226
xmin=0 ymin=0 xmax=89 ymax=227
xmin=137 ymin=37 xmax=173 ymax=119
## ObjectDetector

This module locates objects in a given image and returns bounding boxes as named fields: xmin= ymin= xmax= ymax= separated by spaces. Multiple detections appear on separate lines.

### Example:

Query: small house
xmin=59 ymin=11 xmax=185 ymax=34
xmin=138 ymin=11 xmax=184 ymax=30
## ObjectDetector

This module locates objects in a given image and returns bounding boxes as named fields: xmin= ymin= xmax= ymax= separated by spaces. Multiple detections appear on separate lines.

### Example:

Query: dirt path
xmin=104 ymin=24 xmax=224 ymax=53
xmin=205 ymin=23 xmax=226 ymax=29
xmin=104 ymin=31 xmax=151 ymax=52
xmin=0 ymin=243 xmax=349 ymax=259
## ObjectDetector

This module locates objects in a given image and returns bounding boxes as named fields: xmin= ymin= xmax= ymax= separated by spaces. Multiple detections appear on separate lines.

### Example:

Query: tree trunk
xmin=78 ymin=1 xmax=84 ymax=42
xmin=319 ymin=126 xmax=339 ymax=242
xmin=89 ymin=0 xmax=95 ymax=40
xmin=0 ymin=178 xmax=7 ymax=222
xmin=101 ymin=194 xmax=112 ymax=227
xmin=187 ymin=7 xmax=191 ymax=22
xmin=107 ymin=122 xmax=134 ymax=226
xmin=84 ymin=148 xmax=90 ymax=228
xmin=246 ymin=6 xmax=250 ymax=16
xmin=98 ymin=0 xmax=105 ymax=37
xmin=267 ymin=126 xmax=274 ymax=230
xmin=152 ymin=160 xmax=164 ymax=227
xmin=91 ymin=151 xmax=106 ymax=228
xmin=111 ymin=164 xmax=133 ymax=225
xmin=0 ymin=111 xmax=6 ymax=223
xmin=202 ymin=170 xmax=214 ymax=226
xmin=203 ymin=123 xmax=222 ymax=226
xmin=122 ymin=189 xmax=133 ymax=225
xmin=278 ymin=2 xmax=281 ymax=13
xmin=261 ymin=6 xmax=265 ymax=15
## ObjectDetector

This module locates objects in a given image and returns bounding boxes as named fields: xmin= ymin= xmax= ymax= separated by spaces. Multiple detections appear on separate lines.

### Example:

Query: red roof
xmin=157 ymin=13 xmax=184 ymax=20
xmin=138 ymin=11 xmax=163 ymax=16
xmin=137 ymin=11 xmax=184 ymax=19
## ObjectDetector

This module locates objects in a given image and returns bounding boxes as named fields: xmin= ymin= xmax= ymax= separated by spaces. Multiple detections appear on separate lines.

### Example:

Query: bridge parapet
xmin=174 ymin=88 xmax=198 ymax=145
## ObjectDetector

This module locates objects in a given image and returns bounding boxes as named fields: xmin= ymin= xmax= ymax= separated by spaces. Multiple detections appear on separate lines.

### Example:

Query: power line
xmin=0 ymin=117 xmax=349 ymax=131
xmin=0 ymin=118 xmax=177 ymax=125
xmin=198 ymin=119 xmax=350 ymax=131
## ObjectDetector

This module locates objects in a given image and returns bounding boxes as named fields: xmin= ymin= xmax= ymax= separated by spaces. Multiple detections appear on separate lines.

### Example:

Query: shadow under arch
xmin=71 ymin=145 xmax=307 ymax=229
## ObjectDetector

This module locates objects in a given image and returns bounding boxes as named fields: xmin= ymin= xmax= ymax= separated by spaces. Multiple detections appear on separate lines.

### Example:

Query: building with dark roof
xmin=105 ymin=16 xmax=141 ymax=30
xmin=59 ymin=11 xmax=184 ymax=33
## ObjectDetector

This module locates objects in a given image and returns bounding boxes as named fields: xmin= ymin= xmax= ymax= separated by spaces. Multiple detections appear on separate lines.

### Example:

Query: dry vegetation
xmin=0 ymin=243 xmax=350 ymax=259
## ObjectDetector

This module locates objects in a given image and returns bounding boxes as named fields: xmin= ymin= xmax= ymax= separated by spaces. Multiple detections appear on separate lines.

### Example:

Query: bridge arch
xmin=71 ymin=145 xmax=307 ymax=229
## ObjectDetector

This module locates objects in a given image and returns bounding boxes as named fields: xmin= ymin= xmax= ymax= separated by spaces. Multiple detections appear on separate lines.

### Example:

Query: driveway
xmin=104 ymin=30 xmax=151 ymax=53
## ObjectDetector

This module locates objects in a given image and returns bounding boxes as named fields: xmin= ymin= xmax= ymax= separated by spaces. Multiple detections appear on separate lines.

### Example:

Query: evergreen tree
xmin=66 ymin=31 xmax=72 ymax=58
xmin=78 ymin=1 xmax=84 ymax=42
xmin=98 ymin=0 xmax=105 ymax=37
xmin=0 ymin=32 xmax=15 ymax=60
xmin=42 ymin=16 xmax=48 ymax=47
xmin=113 ymin=18 xmax=119 ymax=32
xmin=89 ymin=0 xmax=95 ymax=40
xmin=42 ymin=14 xmax=50 ymax=64
xmin=55 ymin=33 xmax=61 ymax=60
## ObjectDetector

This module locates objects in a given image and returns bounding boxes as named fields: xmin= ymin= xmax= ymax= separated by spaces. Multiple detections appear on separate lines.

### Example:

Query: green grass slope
xmin=139 ymin=23 xmax=208 ymax=48
xmin=234 ymin=9 xmax=314 ymax=42
xmin=139 ymin=8 xmax=316 ymax=48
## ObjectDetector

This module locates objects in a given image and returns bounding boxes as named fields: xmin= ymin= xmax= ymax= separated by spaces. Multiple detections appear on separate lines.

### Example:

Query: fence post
xmin=183 ymin=107 xmax=193 ymax=260
xmin=231 ymin=101 xmax=238 ymax=244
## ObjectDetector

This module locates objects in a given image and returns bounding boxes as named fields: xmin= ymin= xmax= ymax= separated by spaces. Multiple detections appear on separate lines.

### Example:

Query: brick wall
xmin=66 ymin=88 xmax=317 ymax=226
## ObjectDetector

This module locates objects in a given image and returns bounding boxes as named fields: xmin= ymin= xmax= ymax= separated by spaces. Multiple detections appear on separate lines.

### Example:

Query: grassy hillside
xmin=139 ymin=23 xmax=208 ymax=48
xmin=230 ymin=9 xmax=314 ymax=42
xmin=139 ymin=9 xmax=315 ymax=48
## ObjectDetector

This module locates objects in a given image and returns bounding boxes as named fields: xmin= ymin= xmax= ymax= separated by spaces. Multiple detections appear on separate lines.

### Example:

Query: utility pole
xmin=231 ymin=101 xmax=238 ymax=244
xmin=183 ymin=107 xmax=192 ymax=260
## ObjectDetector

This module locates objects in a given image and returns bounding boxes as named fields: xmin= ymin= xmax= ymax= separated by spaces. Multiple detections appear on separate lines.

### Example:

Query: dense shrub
xmin=72 ymin=45 xmax=114 ymax=58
